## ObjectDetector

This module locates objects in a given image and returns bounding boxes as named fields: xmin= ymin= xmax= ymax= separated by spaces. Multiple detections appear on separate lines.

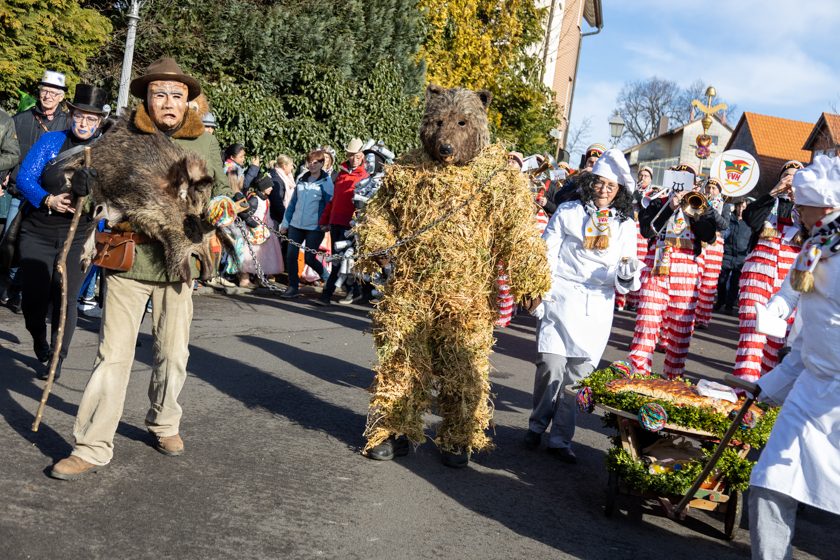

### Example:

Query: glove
xmin=71 ymin=167 xmax=98 ymax=197
xmin=617 ymin=257 xmax=641 ymax=280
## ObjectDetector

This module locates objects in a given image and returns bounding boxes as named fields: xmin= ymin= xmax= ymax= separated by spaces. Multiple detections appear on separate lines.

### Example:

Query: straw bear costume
xmin=356 ymin=85 xmax=551 ymax=454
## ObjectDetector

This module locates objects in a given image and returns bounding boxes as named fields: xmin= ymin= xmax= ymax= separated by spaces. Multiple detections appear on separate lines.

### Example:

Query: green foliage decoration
xmin=0 ymin=0 xmax=112 ymax=106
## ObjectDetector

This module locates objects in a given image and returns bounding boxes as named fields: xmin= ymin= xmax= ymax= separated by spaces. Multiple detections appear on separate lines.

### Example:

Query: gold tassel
xmin=791 ymin=231 xmax=804 ymax=246
xmin=790 ymin=268 xmax=815 ymax=293
xmin=759 ymin=224 xmax=777 ymax=239
xmin=584 ymin=235 xmax=609 ymax=251
xmin=653 ymin=264 xmax=670 ymax=276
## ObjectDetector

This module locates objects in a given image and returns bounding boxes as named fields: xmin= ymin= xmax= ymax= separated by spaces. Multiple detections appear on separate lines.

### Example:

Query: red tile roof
xmin=803 ymin=112 xmax=840 ymax=150
xmin=726 ymin=112 xmax=813 ymax=187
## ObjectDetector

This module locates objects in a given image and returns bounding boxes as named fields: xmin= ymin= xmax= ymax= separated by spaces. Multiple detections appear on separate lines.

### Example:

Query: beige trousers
xmin=72 ymin=274 xmax=193 ymax=465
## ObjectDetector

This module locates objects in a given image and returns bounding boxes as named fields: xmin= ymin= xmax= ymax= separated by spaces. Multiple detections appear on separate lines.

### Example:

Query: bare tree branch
xmin=566 ymin=116 xmax=592 ymax=156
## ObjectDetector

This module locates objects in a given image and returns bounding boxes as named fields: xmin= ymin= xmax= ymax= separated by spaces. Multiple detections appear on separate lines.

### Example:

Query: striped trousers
xmin=629 ymin=249 xmax=700 ymax=378
xmin=695 ymin=237 xmax=725 ymax=327
xmin=732 ymin=238 xmax=799 ymax=382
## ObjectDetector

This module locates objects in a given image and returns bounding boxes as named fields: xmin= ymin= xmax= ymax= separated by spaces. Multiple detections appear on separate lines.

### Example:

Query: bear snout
xmin=438 ymin=144 xmax=454 ymax=156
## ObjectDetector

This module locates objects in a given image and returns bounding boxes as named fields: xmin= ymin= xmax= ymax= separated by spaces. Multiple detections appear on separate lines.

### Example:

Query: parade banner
xmin=711 ymin=149 xmax=760 ymax=197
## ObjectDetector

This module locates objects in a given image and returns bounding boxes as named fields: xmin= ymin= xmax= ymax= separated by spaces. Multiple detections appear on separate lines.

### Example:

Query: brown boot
xmin=151 ymin=433 xmax=184 ymax=456
xmin=49 ymin=455 xmax=101 ymax=481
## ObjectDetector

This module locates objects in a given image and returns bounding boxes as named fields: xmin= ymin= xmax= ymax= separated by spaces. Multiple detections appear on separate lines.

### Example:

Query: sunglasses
xmin=308 ymin=159 xmax=324 ymax=164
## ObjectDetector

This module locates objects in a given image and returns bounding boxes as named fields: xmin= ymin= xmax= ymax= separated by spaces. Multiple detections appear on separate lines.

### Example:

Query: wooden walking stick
xmin=32 ymin=147 xmax=91 ymax=432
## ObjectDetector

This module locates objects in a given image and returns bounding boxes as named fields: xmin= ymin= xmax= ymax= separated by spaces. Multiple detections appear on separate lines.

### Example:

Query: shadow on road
xmin=188 ymin=340 xmax=368 ymax=450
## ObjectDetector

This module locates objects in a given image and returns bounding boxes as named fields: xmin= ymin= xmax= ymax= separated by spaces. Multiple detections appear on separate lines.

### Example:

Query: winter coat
xmin=319 ymin=162 xmax=368 ymax=228
xmin=267 ymin=168 xmax=287 ymax=224
xmin=0 ymin=108 xmax=19 ymax=178
xmin=10 ymin=105 xmax=68 ymax=186
xmin=281 ymin=171 xmax=333 ymax=231
xmin=115 ymin=104 xmax=230 ymax=283
xmin=722 ymin=213 xmax=752 ymax=269
xmin=743 ymin=193 xmax=796 ymax=251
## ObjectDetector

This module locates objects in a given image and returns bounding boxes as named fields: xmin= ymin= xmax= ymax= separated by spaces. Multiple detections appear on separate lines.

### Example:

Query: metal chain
xmin=254 ymin=165 xmax=508 ymax=263
xmin=234 ymin=219 xmax=279 ymax=291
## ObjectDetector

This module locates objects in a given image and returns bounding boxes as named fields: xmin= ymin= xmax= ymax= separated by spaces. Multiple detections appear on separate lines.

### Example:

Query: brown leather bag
xmin=92 ymin=231 xmax=148 ymax=272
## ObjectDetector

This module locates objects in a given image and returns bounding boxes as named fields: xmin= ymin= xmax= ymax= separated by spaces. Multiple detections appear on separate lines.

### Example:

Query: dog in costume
xmin=356 ymin=84 xmax=551 ymax=467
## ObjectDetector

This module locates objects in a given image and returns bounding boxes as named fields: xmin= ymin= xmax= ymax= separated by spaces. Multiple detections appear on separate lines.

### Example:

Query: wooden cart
xmin=586 ymin=398 xmax=748 ymax=540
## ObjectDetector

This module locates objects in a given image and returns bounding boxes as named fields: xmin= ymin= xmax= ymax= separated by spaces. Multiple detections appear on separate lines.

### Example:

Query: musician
xmin=616 ymin=166 xmax=654 ymax=312
xmin=628 ymin=164 xmax=718 ymax=377
xmin=732 ymin=161 xmax=804 ymax=382
xmin=695 ymin=178 xmax=730 ymax=329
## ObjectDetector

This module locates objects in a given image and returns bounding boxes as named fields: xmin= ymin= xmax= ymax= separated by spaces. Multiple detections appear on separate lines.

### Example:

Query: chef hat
xmin=591 ymin=148 xmax=636 ymax=193
xmin=792 ymin=155 xmax=840 ymax=208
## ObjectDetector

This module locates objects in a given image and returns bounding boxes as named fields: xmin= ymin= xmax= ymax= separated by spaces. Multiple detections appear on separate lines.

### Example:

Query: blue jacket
xmin=16 ymin=130 xmax=68 ymax=207
xmin=281 ymin=171 xmax=333 ymax=231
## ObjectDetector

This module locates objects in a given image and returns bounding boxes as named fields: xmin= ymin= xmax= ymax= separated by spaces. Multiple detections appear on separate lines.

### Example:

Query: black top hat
xmin=130 ymin=57 xmax=201 ymax=101
xmin=66 ymin=84 xmax=109 ymax=115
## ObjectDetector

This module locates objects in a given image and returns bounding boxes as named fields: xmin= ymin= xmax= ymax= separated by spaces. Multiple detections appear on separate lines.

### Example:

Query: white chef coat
xmin=751 ymin=253 xmax=840 ymax=514
xmin=533 ymin=201 xmax=641 ymax=360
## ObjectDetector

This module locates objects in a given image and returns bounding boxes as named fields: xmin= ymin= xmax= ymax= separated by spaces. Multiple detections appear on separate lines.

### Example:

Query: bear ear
xmin=477 ymin=90 xmax=492 ymax=110
xmin=426 ymin=84 xmax=445 ymax=102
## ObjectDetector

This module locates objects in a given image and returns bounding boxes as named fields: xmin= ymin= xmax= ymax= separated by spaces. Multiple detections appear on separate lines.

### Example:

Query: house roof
xmin=802 ymin=112 xmax=840 ymax=150
xmin=622 ymin=114 xmax=731 ymax=156
xmin=725 ymin=112 xmax=813 ymax=181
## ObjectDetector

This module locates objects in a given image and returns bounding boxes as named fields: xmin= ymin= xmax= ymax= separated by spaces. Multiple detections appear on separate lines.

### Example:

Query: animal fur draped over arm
xmin=490 ymin=164 xmax=552 ymax=301
xmin=355 ymin=173 xmax=399 ymax=275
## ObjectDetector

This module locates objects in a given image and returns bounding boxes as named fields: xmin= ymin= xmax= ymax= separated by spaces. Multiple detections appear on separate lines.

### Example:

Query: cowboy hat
xmin=130 ymin=57 xmax=201 ymax=101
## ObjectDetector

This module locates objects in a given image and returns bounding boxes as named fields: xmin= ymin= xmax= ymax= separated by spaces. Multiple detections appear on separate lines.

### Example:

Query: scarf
xmin=583 ymin=202 xmax=614 ymax=250
xmin=790 ymin=210 xmax=840 ymax=293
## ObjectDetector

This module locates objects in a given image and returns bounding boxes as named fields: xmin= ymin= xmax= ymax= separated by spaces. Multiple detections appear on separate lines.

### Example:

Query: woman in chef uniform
xmin=749 ymin=154 xmax=840 ymax=560
xmin=523 ymin=149 xmax=643 ymax=463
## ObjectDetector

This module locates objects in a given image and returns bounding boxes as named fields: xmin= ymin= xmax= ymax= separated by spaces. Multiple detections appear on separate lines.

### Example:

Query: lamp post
xmin=115 ymin=0 xmax=146 ymax=116
xmin=609 ymin=114 xmax=625 ymax=147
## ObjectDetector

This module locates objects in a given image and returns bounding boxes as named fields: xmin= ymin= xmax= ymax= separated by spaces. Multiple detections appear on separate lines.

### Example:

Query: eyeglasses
xmin=39 ymin=89 xmax=64 ymax=99
xmin=593 ymin=180 xmax=618 ymax=193
xmin=71 ymin=114 xmax=101 ymax=126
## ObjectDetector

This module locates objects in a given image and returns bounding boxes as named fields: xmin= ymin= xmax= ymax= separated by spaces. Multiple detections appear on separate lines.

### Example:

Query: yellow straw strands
xmin=356 ymin=143 xmax=551 ymax=453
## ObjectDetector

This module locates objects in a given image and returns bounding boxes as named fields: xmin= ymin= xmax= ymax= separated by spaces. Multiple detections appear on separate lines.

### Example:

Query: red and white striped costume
xmin=630 ymin=205 xmax=703 ymax=378
xmin=696 ymin=194 xmax=727 ymax=326
xmin=732 ymin=226 xmax=800 ymax=382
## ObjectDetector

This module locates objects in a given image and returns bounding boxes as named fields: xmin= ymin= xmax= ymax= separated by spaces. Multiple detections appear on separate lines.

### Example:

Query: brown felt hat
xmin=130 ymin=57 xmax=201 ymax=101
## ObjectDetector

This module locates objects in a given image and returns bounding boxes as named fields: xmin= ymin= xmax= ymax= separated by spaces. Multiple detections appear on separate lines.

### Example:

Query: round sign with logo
xmin=710 ymin=149 xmax=760 ymax=197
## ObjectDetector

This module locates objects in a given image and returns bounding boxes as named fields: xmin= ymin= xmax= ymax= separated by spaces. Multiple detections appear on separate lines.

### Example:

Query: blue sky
xmin=568 ymin=0 xmax=840 ymax=160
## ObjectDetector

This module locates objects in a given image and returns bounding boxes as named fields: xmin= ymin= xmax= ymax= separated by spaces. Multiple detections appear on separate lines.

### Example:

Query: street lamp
xmin=115 ymin=0 xmax=147 ymax=116
xmin=609 ymin=114 xmax=625 ymax=147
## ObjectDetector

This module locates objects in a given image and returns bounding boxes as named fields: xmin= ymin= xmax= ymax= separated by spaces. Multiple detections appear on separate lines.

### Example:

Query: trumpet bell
xmin=681 ymin=191 xmax=710 ymax=218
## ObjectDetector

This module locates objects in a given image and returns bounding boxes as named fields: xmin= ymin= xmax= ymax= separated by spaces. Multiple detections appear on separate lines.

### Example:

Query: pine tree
xmin=0 ymin=0 xmax=112 ymax=104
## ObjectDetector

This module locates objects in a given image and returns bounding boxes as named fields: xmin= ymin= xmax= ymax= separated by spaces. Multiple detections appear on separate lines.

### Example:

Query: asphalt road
xmin=0 ymin=288 xmax=835 ymax=560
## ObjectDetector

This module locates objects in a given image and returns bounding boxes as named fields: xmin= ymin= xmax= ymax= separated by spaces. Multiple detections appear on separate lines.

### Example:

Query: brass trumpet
xmin=681 ymin=191 xmax=710 ymax=218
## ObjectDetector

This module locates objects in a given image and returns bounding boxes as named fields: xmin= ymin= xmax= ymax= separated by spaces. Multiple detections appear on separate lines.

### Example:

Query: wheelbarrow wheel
xmin=605 ymin=471 xmax=619 ymax=517
xmin=723 ymin=489 xmax=742 ymax=540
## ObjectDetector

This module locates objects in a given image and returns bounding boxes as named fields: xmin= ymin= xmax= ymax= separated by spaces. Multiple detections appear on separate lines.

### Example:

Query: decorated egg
xmin=610 ymin=360 xmax=633 ymax=379
xmin=576 ymin=386 xmax=595 ymax=413
xmin=639 ymin=403 xmax=668 ymax=432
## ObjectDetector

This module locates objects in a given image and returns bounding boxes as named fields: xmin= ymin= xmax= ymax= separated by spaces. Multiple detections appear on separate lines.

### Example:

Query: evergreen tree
xmin=0 ymin=0 xmax=112 ymax=104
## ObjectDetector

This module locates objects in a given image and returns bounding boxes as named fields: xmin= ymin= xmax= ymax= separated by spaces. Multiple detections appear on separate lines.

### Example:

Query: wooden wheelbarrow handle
xmin=664 ymin=374 xmax=761 ymax=519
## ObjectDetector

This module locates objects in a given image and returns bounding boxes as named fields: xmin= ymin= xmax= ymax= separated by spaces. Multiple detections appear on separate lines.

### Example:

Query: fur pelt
xmin=65 ymin=117 xmax=216 ymax=281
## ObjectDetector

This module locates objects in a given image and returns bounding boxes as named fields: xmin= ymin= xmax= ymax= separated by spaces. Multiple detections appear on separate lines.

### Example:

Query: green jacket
xmin=0 ymin=108 xmax=20 ymax=176
xmin=116 ymin=105 xmax=231 ymax=283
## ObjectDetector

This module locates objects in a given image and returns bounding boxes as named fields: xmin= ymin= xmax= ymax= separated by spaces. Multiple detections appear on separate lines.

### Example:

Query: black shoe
xmin=313 ymin=296 xmax=331 ymax=307
xmin=280 ymin=287 xmax=299 ymax=299
xmin=8 ymin=292 xmax=22 ymax=313
xmin=441 ymin=449 xmax=470 ymax=468
xmin=725 ymin=306 xmax=736 ymax=316
xmin=523 ymin=430 xmax=542 ymax=449
xmin=34 ymin=339 xmax=51 ymax=363
xmin=38 ymin=357 xmax=63 ymax=381
xmin=367 ymin=436 xmax=409 ymax=461
xmin=546 ymin=446 xmax=577 ymax=464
